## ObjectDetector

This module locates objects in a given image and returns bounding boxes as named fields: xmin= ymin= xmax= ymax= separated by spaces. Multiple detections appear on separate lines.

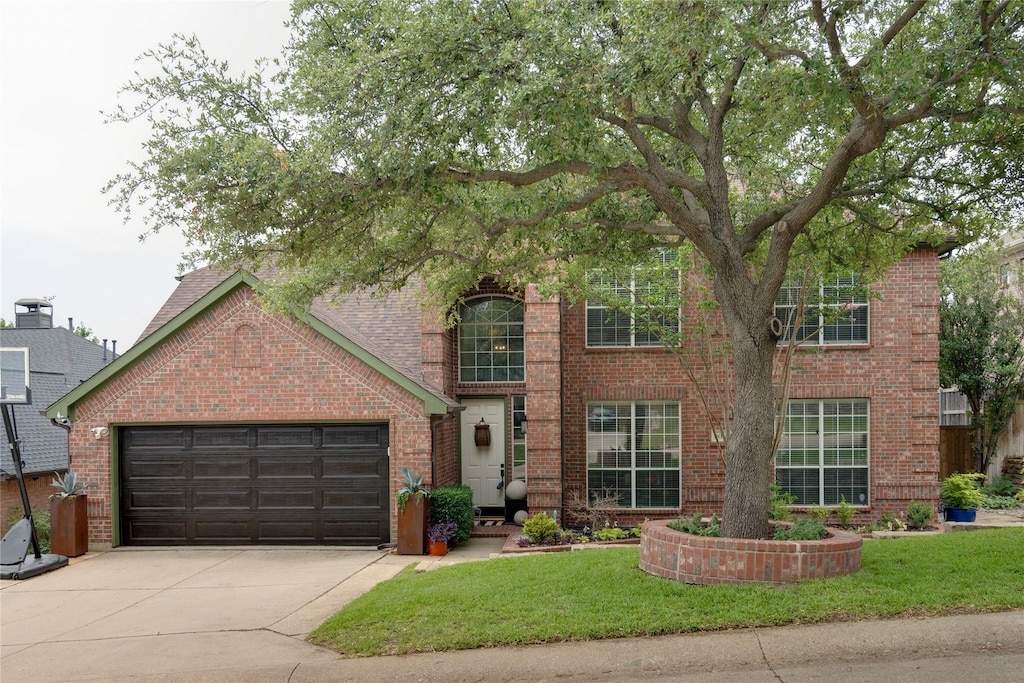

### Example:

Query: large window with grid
xmin=775 ymin=276 xmax=869 ymax=345
xmin=511 ymin=395 xmax=527 ymax=481
xmin=586 ymin=250 xmax=680 ymax=347
xmin=586 ymin=401 xmax=680 ymax=509
xmin=459 ymin=297 xmax=525 ymax=383
xmin=775 ymin=399 xmax=869 ymax=506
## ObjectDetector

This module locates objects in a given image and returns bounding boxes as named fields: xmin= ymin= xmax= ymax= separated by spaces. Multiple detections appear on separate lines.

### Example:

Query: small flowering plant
xmin=427 ymin=521 xmax=458 ymax=543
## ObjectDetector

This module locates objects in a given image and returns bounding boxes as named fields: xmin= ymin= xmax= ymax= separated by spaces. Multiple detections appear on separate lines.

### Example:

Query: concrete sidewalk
xmin=2 ymin=535 xmax=1023 ymax=682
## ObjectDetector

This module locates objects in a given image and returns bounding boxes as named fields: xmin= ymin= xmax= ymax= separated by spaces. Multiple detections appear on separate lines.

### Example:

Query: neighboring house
xmin=49 ymin=247 xmax=943 ymax=548
xmin=1 ymin=300 xmax=116 ymax=533
xmin=995 ymin=229 xmax=1024 ymax=481
xmin=939 ymin=229 xmax=1024 ymax=480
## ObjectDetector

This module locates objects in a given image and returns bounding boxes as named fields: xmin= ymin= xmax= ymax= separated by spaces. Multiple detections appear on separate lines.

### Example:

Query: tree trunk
xmin=717 ymin=271 xmax=779 ymax=540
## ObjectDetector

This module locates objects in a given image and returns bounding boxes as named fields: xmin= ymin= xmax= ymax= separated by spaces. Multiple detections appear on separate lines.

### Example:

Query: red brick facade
xmin=560 ymin=248 xmax=941 ymax=527
xmin=69 ymin=249 xmax=940 ymax=547
xmin=69 ymin=287 xmax=434 ymax=547
xmin=422 ymin=280 xmax=564 ymax=516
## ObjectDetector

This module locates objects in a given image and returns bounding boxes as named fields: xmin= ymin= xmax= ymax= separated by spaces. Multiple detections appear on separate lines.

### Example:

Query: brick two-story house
xmin=49 ymin=247 xmax=942 ymax=548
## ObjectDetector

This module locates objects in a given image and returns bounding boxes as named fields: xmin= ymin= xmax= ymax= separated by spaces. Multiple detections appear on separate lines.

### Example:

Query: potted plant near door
xmin=940 ymin=472 xmax=985 ymax=522
xmin=427 ymin=521 xmax=458 ymax=556
xmin=49 ymin=470 xmax=88 ymax=557
xmin=396 ymin=467 xmax=430 ymax=555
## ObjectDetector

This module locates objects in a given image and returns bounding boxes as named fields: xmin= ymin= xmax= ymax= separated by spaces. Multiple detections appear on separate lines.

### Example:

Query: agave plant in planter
xmin=49 ymin=470 xmax=89 ymax=557
xmin=396 ymin=467 xmax=430 ymax=555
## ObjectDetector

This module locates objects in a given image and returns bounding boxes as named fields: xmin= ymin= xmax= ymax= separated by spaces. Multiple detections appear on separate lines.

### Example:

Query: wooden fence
xmin=939 ymin=425 xmax=974 ymax=479
xmin=997 ymin=400 xmax=1024 ymax=481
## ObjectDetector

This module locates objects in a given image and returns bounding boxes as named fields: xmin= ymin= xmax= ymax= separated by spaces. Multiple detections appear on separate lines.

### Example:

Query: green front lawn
xmin=309 ymin=528 xmax=1024 ymax=657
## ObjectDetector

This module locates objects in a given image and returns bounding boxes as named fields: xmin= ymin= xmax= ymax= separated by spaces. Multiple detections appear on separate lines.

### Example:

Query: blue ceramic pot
xmin=944 ymin=507 xmax=977 ymax=522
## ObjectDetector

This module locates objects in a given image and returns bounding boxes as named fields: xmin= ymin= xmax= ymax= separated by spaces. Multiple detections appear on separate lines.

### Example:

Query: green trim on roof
xmin=46 ymin=270 xmax=451 ymax=419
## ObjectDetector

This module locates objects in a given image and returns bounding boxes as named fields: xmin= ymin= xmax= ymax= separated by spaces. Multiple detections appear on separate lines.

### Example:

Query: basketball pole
xmin=2 ymin=403 xmax=43 ymax=559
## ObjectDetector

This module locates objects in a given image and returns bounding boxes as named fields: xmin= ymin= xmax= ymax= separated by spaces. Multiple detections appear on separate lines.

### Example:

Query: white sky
xmin=1 ymin=0 xmax=293 ymax=350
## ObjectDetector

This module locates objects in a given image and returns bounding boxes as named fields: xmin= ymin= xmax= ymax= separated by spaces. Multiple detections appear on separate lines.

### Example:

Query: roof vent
xmin=14 ymin=298 xmax=53 ymax=329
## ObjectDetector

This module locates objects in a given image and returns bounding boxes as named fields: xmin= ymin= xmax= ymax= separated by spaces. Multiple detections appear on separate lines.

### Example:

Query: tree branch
xmin=854 ymin=1 xmax=928 ymax=71
xmin=444 ymin=161 xmax=595 ymax=185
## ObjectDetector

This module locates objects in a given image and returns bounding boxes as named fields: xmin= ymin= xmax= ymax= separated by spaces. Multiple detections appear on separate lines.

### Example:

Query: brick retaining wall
xmin=640 ymin=519 xmax=863 ymax=584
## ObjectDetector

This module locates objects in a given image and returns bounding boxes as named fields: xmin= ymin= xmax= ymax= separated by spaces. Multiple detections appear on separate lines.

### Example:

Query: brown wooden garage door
xmin=120 ymin=424 xmax=390 ymax=546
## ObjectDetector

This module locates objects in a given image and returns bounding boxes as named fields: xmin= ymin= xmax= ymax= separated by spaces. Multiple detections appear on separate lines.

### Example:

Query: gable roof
xmin=48 ymin=268 xmax=459 ymax=420
xmin=1 ymin=326 xmax=114 ymax=477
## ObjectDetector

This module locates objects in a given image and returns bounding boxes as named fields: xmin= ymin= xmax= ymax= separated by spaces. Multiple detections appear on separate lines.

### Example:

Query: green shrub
xmin=983 ymin=476 xmax=1020 ymax=497
xmin=906 ymin=500 xmax=934 ymax=529
xmin=835 ymin=496 xmax=856 ymax=526
xmin=940 ymin=472 xmax=985 ymax=509
xmin=429 ymin=485 xmax=474 ymax=543
xmin=667 ymin=513 xmax=721 ymax=537
xmin=880 ymin=513 xmax=907 ymax=531
xmin=5 ymin=507 xmax=51 ymax=553
xmin=769 ymin=484 xmax=796 ymax=521
xmin=522 ymin=512 xmax=559 ymax=544
xmin=807 ymin=507 xmax=831 ymax=523
xmin=1017 ymin=489 xmax=1024 ymax=504
xmin=773 ymin=518 xmax=827 ymax=541
xmin=592 ymin=526 xmax=628 ymax=541
xmin=979 ymin=493 xmax=1022 ymax=510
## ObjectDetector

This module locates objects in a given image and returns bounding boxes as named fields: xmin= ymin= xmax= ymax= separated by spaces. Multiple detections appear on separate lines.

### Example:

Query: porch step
xmin=471 ymin=520 xmax=519 ymax=538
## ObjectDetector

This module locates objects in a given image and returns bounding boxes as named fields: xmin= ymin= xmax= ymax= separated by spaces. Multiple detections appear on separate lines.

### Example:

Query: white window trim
xmin=457 ymin=295 xmax=526 ymax=384
xmin=775 ymin=399 xmax=871 ymax=507
xmin=586 ymin=400 xmax=681 ymax=509
xmin=775 ymin=277 xmax=870 ymax=346
xmin=585 ymin=251 xmax=681 ymax=348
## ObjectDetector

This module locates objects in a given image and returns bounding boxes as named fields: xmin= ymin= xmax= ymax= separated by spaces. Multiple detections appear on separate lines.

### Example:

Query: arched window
xmin=459 ymin=297 xmax=525 ymax=382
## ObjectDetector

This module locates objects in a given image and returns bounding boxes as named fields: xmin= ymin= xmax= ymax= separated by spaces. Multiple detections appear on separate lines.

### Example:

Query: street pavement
xmin=1 ymin=533 xmax=1022 ymax=682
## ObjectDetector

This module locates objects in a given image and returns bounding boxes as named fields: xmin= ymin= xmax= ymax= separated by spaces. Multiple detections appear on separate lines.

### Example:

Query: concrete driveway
xmin=0 ymin=540 xmax=502 ymax=682
xmin=3 ymin=536 xmax=1022 ymax=682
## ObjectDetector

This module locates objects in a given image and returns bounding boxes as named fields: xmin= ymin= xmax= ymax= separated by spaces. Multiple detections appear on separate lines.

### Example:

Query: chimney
xmin=69 ymin=317 xmax=74 ymax=330
xmin=102 ymin=339 xmax=108 ymax=362
xmin=111 ymin=340 xmax=117 ymax=359
xmin=14 ymin=299 xmax=53 ymax=329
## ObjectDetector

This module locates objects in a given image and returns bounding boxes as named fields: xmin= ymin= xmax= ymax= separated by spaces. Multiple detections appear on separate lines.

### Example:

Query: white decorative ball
xmin=513 ymin=510 xmax=530 ymax=526
xmin=505 ymin=479 xmax=528 ymax=500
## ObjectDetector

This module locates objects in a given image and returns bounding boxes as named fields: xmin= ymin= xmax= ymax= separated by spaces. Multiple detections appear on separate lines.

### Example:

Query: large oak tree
xmin=110 ymin=1 xmax=1024 ymax=538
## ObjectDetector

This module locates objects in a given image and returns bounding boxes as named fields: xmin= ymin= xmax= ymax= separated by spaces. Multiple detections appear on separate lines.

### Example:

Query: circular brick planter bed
xmin=640 ymin=519 xmax=863 ymax=585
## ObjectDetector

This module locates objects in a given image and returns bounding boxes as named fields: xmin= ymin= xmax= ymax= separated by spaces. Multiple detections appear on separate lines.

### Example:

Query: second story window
xmin=586 ymin=249 xmax=680 ymax=347
xmin=775 ymin=275 xmax=869 ymax=345
xmin=459 ymin=297 xmax=525 ymax=383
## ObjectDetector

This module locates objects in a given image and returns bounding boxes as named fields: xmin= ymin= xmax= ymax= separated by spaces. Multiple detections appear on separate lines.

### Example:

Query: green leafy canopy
xmin=108 ymin=0 xmax=1024 ymax=309
xmin=108 ymin=1 xmax=1024 ymax=538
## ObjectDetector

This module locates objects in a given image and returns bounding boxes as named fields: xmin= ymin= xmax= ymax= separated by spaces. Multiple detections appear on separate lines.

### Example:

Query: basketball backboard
xmin=0 ymin=347 xmax=30 ymax=404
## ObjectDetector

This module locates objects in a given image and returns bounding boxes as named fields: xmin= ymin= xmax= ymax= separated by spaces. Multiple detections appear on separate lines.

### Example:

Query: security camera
xmin=91 ymin=426 xmax=110 ymax=439
xmin=55 ymin=417 xmax=71 ymax=427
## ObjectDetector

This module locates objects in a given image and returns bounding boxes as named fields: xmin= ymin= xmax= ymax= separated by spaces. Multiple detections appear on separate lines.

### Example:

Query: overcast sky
xmin=1 ymin=1 xmax=293 ymax=350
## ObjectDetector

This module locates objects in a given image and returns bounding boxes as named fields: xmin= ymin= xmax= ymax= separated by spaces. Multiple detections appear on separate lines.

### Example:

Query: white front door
xmin=461 ymin=398 xmax=506 ymax=508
